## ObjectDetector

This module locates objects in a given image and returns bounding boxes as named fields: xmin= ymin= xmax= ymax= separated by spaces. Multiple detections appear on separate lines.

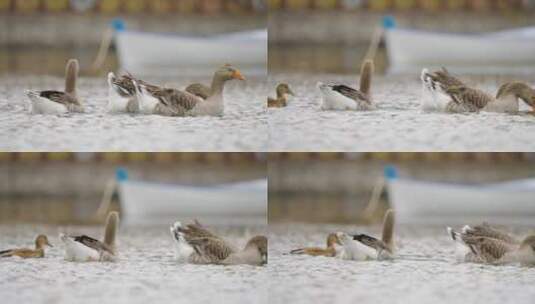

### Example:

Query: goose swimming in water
xmin=60 ymin=211 xmax=119 ymax=262
xmin=27 ymin=59 xmax=84 ymax=114
xmin=134 ymin=65 xmax=245 ymax=117
xmin=421 ymin=68 xmax=535 ymax=113
xmin=184 ymin=64 xmax=235 ymax=100
xmin=336 ymin=209 xmax=395 ymax=261
xmin=317 ymin=60 xmax=375 ymax=111
xmin=289 ymin=233 xmax=341 ymax=257
xmin=268 ymin=83 xmax=295 ymax=108
xmin=170 ymin=220 xmax=267 ymax=266
xmin=447 ymin=223 xmax=535 ymax=266
xmin=0 ymin=235 xmax=52 ymax=259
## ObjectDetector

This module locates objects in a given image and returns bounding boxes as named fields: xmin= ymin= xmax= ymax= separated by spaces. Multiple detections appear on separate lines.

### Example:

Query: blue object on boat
xmin=111 ymin=18 xmax=126 ymax=32
xmin=116 ymin=167 xmax=129 ymax=182
xmin=384 ymin=165 xmax=398 ymax=180
xmin=382 ymin=15 xmax=396 ymax=29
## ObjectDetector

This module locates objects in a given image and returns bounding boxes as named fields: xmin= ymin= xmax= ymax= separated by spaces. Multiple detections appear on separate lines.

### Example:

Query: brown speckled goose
xmin=0 ymin=235 xmax=52 ymax=259
xmin=170 ymin=221 xmax=267 ymax=266
xmin=290 ymin=233 xmax=341 ymax=257
xmin=421 ymin=68 xmax=535 ymax=113
xmin=317 ymin=60 xmax=375 ymax=111
xmin=448 ymin=223 xmax=535 ymax=266
xmin=268 ymin=83 xmax=294 ymax=108
xmin=135 ymin=65 xmax=245 ymax=117
xmin=27 ymin=59 xmax=84 ymax=114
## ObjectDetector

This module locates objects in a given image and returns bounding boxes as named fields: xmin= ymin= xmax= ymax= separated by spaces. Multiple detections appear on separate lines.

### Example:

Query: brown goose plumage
xmin=421 ymin=68 xmax=535 ymax=113
xmin=171 ymin=221 xmax=267 ymax=265
xmin=136 ymin=65 xmax=245 ymax=116
xmin=448 ymin=223 xmax=535 ymax=265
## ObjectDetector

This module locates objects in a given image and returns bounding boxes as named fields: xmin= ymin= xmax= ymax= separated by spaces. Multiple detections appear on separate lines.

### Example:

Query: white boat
xmin=384 ymin=20 xmax=535 ymax=74
xmin=116 ymin=172 xmax=267 ymax=225
xmin=385 ymin=167 xmax=535 ymax=224
xmin=112 ymin=20 xmax=267 ymax=76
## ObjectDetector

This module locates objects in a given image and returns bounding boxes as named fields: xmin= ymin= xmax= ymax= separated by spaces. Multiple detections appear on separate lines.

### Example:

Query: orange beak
xmin=232 ymin=70 xmax=245 ymax=81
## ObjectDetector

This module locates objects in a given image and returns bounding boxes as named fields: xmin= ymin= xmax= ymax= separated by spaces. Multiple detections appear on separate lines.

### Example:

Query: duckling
xmin=170 ymin=220 xmax=267 ymax=266
xmin=421 ymin=68 xmax=535 ymax=113
xmin=318 ymin=60 xmax=375 ymax=111
xmin=60 ymin=211 xmax=119 ymax=262
xmin=0 ymin=235 xmax=52 ymax=258
xmin=27 ymin=59 xmax=84 ymax=114
xmin=336 ymin=209 xmax=395 ymax=261
xmin=447 ymin=223 xmax=535 ymax=266
xmin=268 ymin=83 xmax=294 ymax=108
xmin=289 ymin=233 xmax=341 ymax=257
xmin=134 ymin=65 xmax=245 ymax=117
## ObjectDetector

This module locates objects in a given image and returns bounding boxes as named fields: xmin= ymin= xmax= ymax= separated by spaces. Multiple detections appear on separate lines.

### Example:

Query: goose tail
xmin=103 ymin=211 xmax=119 ymax=250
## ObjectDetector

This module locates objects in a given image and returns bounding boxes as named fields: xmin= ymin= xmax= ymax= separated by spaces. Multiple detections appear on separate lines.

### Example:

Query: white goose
xmin=317 ymin=60 xmax=375 ymax=111
xmin=60 ymin=211 xmax=119 ymax=262
xmin=27 ymin=59 xmax=84 ymax=114
xmin=336 ymin=209 xmax=395 ymax=261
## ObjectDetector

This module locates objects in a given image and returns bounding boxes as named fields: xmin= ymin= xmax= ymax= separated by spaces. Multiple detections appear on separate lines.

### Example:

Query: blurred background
xmin=269 ymin=0 xmax=535 ymax=74
xmin=0 ymin=0 xmax=267 ymax=76
xmin=269 ymin=152 xmax=535 ymax=224
xmin=0 ymin=152 xmax=266 ymax=224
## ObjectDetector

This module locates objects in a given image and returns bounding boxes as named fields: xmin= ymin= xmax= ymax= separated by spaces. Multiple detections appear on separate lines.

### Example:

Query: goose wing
xmin=331 ymin=85 xmax=371 ymax=104
xmin=39 ymin=91 xmax=80 ymax=106
xmin=185 ymin=83 xmax=211 ymax=99
xmin=73 ymin=235 xmax=113 ymax=255
xmin=187 ymin=237 xmax=235 ymax=262
xmin=464 ymin=223 xmax=518 ymax=244
xmin=112 ymin=74 xmax=160 ymax=97
xmin=179 ymin=222 xmax=222 ymax=241
xmin=444 ymin=86 xmax=493 ymax=111
xmin=430 ymin=68 xmax=465 ymax=88
xmin=152 ymin=88 xmax=202 ymax=116
xmin=461 ymin=236 xmax=513 ymax=262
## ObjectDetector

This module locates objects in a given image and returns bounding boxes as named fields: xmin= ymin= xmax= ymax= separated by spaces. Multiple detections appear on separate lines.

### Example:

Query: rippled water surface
xmin=0 ymin=75 xmax=268 ymax=151
xmin=269 ymin=223 xmax=535 ymax=304
xmin=268 ymin=73 xmax=535 ymax=151
xmin=0 ymin=224 xmax=267 ymax=304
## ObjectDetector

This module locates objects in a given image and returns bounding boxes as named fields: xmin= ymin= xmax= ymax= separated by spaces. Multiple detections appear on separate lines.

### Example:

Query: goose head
xmin=214 ymin=64 xmax=245 ymax=82
xmin=496 ymin=82 xmax=535 ymax=109
xmin=245 ymin=235 xmax=267 ymax=265
xmin=517 ymin=235 xmax=535 ymax=265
